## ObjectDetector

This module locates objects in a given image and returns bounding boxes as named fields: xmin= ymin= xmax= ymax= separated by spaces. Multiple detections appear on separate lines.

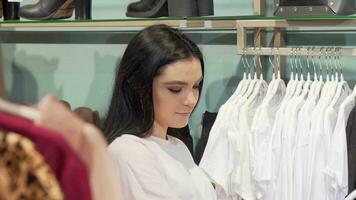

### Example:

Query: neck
xmin=151 ymin=121 xmax=168 ymax=140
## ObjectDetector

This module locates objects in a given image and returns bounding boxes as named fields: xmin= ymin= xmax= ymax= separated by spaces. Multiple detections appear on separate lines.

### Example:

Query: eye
xmin=168 ymin=88 xmax=182 ymax=94
xmin=193 ymin=85 xmax=201 ymax=90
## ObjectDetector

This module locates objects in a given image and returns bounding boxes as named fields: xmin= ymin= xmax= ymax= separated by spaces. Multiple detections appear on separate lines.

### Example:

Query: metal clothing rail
xmin=237 ymin=47 xmax=356 ymax=57
xmin=236 ymin=19 xmax=356 ymax=57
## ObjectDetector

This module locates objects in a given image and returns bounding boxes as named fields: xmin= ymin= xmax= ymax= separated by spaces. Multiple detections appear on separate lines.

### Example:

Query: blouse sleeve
xmin=108 ymin=138 xmax=180 ymax=200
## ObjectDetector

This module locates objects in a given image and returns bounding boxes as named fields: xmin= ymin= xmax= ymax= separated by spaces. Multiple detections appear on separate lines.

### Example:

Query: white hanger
xmin=319 ymin=47 xmax=331 ymax=101
xmin=307 ymin=47 xmax=318 ymax=100
xmin=330 ymin=47 xmax=351 ymax=108
xmin=293 ymin=47 xmax=305 ymax=98
xmin=299 ymin=47 xmax=312 ymax=99
xmin=241 ymin=46 xmax=259 ymax=103
xmin=311 ymin=47 xmax=325 ymax=102
xmin=229 ymin=48 xmax=250 ymax=104
xmin=239 ymin=48 xmax=252 ymax=97
xmin=325 ymin=47 xmax=339 ymax=105
xmin=264 ymin=47 xmax=286 ymax=105
xmin=246 ymin=47 xmax=268 ymax=106
xmin=285 ymin=47 xmax=297 ymax=100
xmin=265 ymin=47 xmax=277 ymax=99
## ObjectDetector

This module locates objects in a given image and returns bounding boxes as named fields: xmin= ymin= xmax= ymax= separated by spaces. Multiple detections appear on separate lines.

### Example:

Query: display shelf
xmin=2 ymin=15 xmax=356 ymax=29
xmin=0 ymin=18 xmax=203 ymax=28
xmin=0 ymin=16 xmax=262 ymax=29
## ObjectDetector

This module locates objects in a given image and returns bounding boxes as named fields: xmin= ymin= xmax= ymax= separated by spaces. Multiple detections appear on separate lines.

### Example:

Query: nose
xmin=184 ymin=90 xmax=198 ymax=108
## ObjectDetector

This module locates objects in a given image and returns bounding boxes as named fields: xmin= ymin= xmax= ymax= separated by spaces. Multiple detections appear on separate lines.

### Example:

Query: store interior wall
xmin=2 ymin=0 xmax=356 ymax=146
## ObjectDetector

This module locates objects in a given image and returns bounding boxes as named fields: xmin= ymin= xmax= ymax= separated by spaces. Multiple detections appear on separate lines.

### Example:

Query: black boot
xmin=197 ymin=0 xmax=213 ymax=16
xmin=0 ymin=0 xmax=3 ymax=18
xmin=19 ymin=0 xmax=74 ymax=20
xmin=75 ymin=0 xmax=91 ymax=19
xmin=126 ymin=0 xmax=168 ymax=18
xmin=3 ymin=0 xmax=19 ymax=20
xmin=19 ymin=0 xmax=91 ymax=20
xmin=126 ymin=0 xmax=198 ymax=18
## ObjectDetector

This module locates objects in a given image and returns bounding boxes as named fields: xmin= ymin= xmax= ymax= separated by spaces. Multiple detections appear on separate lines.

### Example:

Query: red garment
xmin=0 ymin=111 xmax=92 ymax=200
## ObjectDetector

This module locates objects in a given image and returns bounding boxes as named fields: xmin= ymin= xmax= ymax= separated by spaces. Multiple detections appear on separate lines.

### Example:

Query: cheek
xmin=153 ymin=89 xmax=176 ymax=114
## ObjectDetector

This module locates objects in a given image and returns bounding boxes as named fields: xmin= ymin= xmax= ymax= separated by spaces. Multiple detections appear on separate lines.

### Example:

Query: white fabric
xmin=280 ymin=83 xmax=309 ymax=200
xmin=232 ymin=80 xmax=267 ymax=200
xmin=269 ymin=95 xmax=293 ymax=200
xmin=227 ymin=103 xmax=245 ymax=198
xmin=109 ymin=134 xmax=217 ymax=200
xmin=231 ymin=96 xmax=263 ymax=200
xmin=345 ymin=189 xmax=356 ymax=200
xmin=305 ymin=82 xmax=331 ymax=200
xmin=325 ymin=89 xmax=355 ymax=200
xmin=293 ymin=92 xmax=318 ymax=200
xmin=251 ymin=101 xmax=282 ymax=199
xmin=251 ymin=78 xmax=284 ymax=200
xmin=200 ymin=83 xmax=252 ymax=200
xmin=199 ymin=103 xmax=238 ymax=199
xmin=200 ymin=78 xmax=353 ymax=200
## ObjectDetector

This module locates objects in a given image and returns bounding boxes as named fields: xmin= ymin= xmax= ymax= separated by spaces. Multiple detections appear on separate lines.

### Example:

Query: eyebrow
xmin=164 ymin=81 xmax=188 ymax=85
xmin=163 ymin=77 xmax=203 ymax=85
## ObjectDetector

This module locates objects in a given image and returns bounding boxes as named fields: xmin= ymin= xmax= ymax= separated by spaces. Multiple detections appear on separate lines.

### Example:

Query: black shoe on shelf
xmin=19 ymin=0 xmax=91 ymax=20
xmin=0 ymin=1 xmax=3 ymax=18
xmin=126 ymin=0 xmax=168 ymax=18
xmin=3 ymin=0 xmax=20 ymax=20
xmin=197 ymin=0 xmax=214 ymax=16
xmin=126 ymin=0 xmax=198 ymax=18
xmin=75 ymin=0 xmax=91 ymax=19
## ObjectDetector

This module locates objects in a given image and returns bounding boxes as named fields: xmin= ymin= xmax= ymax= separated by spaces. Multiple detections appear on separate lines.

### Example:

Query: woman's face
xmin=152 ymin=57 xmax=202 ymax=130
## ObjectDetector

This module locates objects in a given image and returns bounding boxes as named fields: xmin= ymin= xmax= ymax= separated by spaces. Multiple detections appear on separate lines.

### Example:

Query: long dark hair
xmin=103 ymin=24 xmax=204 ymax=143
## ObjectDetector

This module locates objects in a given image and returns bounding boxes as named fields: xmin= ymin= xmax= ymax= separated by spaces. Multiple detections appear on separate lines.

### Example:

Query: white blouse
xmin=108 ymin=134 xmax=217 ymax=200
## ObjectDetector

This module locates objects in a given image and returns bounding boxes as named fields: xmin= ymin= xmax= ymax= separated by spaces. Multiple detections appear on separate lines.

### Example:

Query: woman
xmin=104 ymin=24 xmax=217 ymax=200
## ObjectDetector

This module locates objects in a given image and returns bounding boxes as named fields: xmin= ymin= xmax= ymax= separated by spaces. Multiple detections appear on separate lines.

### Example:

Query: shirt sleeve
xmin=108 ymin=138 xmax=180 ymax=200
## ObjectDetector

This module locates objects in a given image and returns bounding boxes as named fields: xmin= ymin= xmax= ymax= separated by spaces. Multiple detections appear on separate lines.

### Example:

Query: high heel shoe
xmin=19 ymin=0 xmax=91 ymax=20
xmin=126 ymin=0 xmax=198 ymax=18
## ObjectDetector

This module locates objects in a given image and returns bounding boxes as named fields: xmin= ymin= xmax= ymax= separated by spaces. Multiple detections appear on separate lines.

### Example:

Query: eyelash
xmin=193 ymin=85 xmax=201 ymax=90
xmin=169 ymin=88 xmax=182 ymax=94
xmin=168 ymin=85 xmax=201 ymax=94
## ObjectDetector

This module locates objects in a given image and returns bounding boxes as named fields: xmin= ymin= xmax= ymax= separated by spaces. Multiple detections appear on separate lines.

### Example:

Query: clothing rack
xmin=237 ymin=47 xmax=356 ymax=56
xmin=236 ymin=19 xmax=356 ymax=57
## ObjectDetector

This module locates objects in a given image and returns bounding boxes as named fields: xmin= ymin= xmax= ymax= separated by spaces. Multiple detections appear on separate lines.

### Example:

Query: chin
xmin=169 ymin=121 xmax=189 ymax=128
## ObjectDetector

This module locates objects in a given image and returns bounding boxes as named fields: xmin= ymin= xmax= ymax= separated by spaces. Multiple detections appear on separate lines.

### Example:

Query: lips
xmin=176 ymin=112 xmax=191 ymax=117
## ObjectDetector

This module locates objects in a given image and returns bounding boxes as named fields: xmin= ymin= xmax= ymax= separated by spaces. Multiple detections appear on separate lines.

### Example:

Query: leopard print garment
xmin=0 ymin=131 xmax=64 ymax=200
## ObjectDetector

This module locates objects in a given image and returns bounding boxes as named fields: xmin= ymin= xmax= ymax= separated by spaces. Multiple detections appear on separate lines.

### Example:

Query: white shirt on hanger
xmin=269 ymin=95 xmax=293 ymax=200
xmin=199 ymin=103 xmax=239 ymax=199
xmin=231 ymin=80 xmax=267 ymax=200
xmin=305 ymin=82 xmax=333 ymax=200
xmin=251 ymin=100 xmax=281 ymax=200
xmin=293 ymin=94 xmax=318 ymax=200
xmin=109 ymin=134 xmax=217 ymax=200
xmin=230 ymin=102 xmax=258 ymax=200
xmin=325 ymin=88 xmax=354 ymax=200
